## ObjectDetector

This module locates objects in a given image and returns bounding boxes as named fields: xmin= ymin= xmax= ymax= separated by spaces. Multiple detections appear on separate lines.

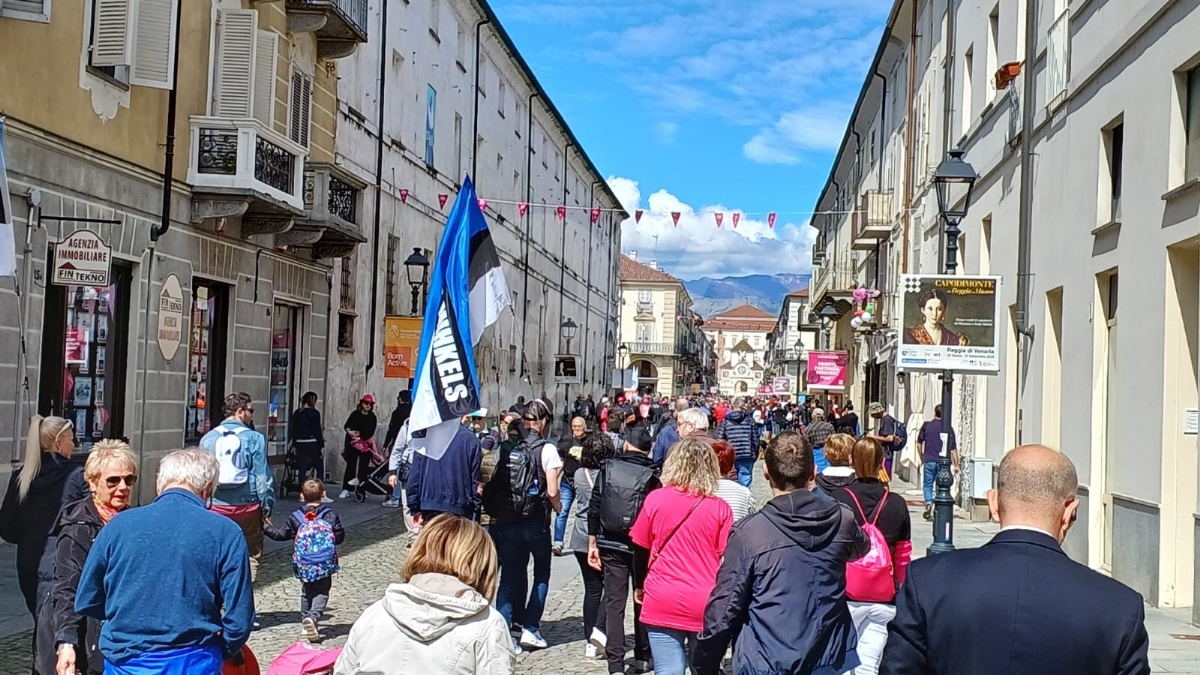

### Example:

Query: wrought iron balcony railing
xmin=189 ymin=117 xmax=307 ymax=211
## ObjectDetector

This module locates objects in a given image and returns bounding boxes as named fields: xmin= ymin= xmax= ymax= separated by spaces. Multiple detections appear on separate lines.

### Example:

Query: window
xmin=513 ymin=169 xmax=521 ymax=192
xmin=987 ymin=7 xmax=999 ymax=98
xmin=553 ymin=148 xmax=561 ymax=180
xmin=182 ymin=281 xmax=230 ymax=445
xmin=429 ymin=0 xmax=440 ymax=39
xmin=211 ymin=10 xmax=276 ymax=119
xmin=638 ymin=290 xmax=652 ymax=303
xmin=3 ymin=0 xmax=51 ymax=21
xmin=498 ymin=77 xmax=507 ymax=117
xmin=636 ymin=322 xmax=652 ymax=343
xmin=962 ymin=46 xmax=974 ymax=133
xmin=478 ymin=58 xmax=488 ymax=98
xmin=289 ymin=70 xmax=313 ymax=148
xmin=385 ymin=235 xmax=399 ymax=314
xmin=515 ymin=99 xmax=525 ymax=137
xmin=337 ymin=313 xmax=355 ymax=351
xmin=496 ymin=153 xmax=503 ymax=178
xmin=1104 ymin=121 xmax=1123 ymax=222
xmin=453 ymin=113 xmax=463 ymax=180
xmin=85 ymin=0 xmax=180 ymax=89
xmin=271 ymin=304 xmax=304 ymax=447
xmin=540 ymin=127 xmax=549 ymax=168
xmin=868 ymin=128 xmax=877 ymax=167
xmin=340 ymin=256 xmax=356 ymax=311
xmin=1186 ymin=65 xmax=1200 ymax=180
xmin=455 ymin=20 xmax=467 ymax=70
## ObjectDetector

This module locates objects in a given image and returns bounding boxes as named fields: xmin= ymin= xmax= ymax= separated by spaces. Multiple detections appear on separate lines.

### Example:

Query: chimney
xmin=628 ymin=250 xmax=637 ymax=261
xmin=649 ymin=259 xmax=658 ymax=270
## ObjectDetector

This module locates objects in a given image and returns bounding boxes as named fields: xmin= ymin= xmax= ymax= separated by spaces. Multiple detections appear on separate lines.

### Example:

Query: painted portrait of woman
xmin=904 ymin=287 xmax=970 ymax=346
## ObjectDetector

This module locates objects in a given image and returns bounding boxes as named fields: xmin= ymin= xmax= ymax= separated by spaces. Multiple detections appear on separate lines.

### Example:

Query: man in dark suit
xmin=881 ymin=444 xmax=1150 ymax=675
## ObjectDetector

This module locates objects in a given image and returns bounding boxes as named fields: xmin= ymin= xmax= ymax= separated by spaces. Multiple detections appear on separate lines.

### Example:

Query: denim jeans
xmin=552 ymin=479 xmax=575 ymax=546
xmin=300 ymin=576 xmax=332 ymax=622
xmin=923 ymin=461 xmax=939 ymax=504
xmin=734 ymin=458 xmax=755 ymax=488
xmin=646 ymin=626 xmax=695 ymax=675
xmin=848 ymin=601 xmax=897 ymax=674
xmin=491 ymin=520 xmax=552 ymax=631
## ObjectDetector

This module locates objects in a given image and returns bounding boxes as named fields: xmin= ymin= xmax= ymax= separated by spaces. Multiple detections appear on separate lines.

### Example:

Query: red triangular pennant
xmin=671 ymin=212 xmax=681 ymax=227
xmin=635 ymin=210 xmax=644 ymax=223
xmin=590 ymin=207 xmax=601 ymax=223
xmin=733 ymin=212 xmax=741 ymax=228
xmin=518 ymin=202 xmax=529 ymax=217
xmin=478 ymin=198 xmax=488 ymax=211
xmin=715 ymin=212 xmax=724 ymax=228
xmin=556 ymin=206 xmax=567 ymax=221
xmin=399 ymin=188 xmax=409 ymax=203
xmin=438 ymin=194 xmax=448 ymax=209
xmin=768 ymin=212 xmax=777 ymax=229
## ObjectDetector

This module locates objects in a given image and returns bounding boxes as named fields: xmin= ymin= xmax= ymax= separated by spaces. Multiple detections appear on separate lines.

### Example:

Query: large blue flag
xmin=409 ymin=176 xmax=511 ymax=459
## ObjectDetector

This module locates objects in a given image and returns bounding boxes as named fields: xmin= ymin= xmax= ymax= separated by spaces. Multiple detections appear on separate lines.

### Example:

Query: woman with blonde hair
xmin=35 ymin=439 xmax=137 ymax=675
xmin=335 ymin=514 xmax=515 ymax=674
xmin=630 ymin=437 xmax=734 ymax=674
xmin=0 ymin=415 xmax=86 ymax=617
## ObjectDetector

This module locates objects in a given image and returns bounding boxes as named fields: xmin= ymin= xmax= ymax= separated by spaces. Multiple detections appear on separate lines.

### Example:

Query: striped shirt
xmin=714 ymin=479 xmax=757 ymax=522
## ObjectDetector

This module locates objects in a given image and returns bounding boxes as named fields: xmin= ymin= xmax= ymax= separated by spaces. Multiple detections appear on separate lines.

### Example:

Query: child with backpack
xmin=265 ymin=479 xmax=346 ymax=643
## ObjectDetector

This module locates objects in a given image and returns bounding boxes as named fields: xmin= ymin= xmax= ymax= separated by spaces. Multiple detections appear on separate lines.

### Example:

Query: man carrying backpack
xmin=265 ymin=479 xmax=345 ymax=643
xmin=587 ymin=426 xmax=661 ymax=675
xmin=866 ymin=402 xmax=908 ymax=479
xmin=201 ymin=392 xmax=274 ymax=584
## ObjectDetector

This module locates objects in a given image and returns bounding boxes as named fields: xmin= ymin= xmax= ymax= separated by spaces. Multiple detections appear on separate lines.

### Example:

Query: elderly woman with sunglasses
xmin=34 ymin=439 xmax=138 ymax=675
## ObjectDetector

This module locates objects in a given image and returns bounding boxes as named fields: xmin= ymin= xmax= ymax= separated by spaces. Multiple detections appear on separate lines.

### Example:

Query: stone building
xmin=702 ymin=304 xmax=775 ymax=396
xmin=616 ymin=253 xmax=707 ymax=397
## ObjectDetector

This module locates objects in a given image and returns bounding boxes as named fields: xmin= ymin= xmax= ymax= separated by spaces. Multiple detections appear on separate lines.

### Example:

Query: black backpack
xmin=596 ymin=455 xmax=660 ymax=538
xmin=482 ymin=437 xmax=549 ymax=525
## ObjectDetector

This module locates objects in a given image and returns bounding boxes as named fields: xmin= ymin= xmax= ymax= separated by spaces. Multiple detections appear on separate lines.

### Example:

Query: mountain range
xmin=683 ymin=273 xmax=810 ymax=318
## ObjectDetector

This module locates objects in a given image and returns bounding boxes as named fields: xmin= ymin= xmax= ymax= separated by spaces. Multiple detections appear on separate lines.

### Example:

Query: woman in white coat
xmin=335 ymin=514 xmax=515 ymax=675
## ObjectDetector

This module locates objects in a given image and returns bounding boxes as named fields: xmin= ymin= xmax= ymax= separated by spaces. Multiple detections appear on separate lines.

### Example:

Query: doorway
xmin=184 ymin=280 xmax=230 ymax=445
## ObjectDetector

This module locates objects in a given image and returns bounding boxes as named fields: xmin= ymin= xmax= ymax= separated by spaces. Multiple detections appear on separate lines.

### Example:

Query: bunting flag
xmin=556 ymin=206 xmax=567 ymax=221
xmin=671 ymin=212 xmax=681 ymax=227
xmin=733 ymin=212 xmax=741 ymax=229
xmin=590 ymin=207 xmax=601 ymax=223
xmin=518 ymin=202 xmax=528 ymax=216
xmin=0 ymin=121 xmax=15 ymax=276
xmin=408 ymin=175 xmax=512 ymax=461
xmin=768 ymin=212 xmax=777 ymax=229
xmin=399 ymin=188 xmax=409 ymax=203
xmin=438 ymin=194 xmax=449 ymax=209
xmin=635 ymin=210 xmax=644 ymax=223
xmin=478 ymin=198 xmax=488 ymax=211
xmin=715 ymin=212 xmax=724 ymax=228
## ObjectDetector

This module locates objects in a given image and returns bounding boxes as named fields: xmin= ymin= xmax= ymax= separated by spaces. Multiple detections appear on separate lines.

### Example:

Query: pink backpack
xmin=842 ymin=488 xmax=896 ymax=603
xmin=266 ymin=642 xmax=342 ymax=675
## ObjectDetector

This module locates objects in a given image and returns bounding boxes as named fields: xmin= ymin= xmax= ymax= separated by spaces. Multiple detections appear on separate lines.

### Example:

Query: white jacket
xmin=334 ymin=573 xmax=515 ymax=675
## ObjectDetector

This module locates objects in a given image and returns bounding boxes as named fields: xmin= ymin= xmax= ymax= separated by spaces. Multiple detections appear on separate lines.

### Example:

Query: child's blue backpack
xmin=292 ymin=508 xmax=339 ymax=582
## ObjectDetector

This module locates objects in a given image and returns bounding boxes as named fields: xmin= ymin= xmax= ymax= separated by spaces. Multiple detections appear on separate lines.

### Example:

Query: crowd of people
xmin=0 ymin=387 xmax=1154 ymax=675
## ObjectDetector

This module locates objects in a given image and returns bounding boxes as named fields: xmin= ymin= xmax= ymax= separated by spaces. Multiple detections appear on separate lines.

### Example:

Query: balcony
xmin=630 ymin=342 xmax=677 ymax=357
xmin=810 ymin=260 xmax=857 ymax=320
xmin=188 ymin=117 xmax=307 ymax=232
xmin=286 ymin=0 xmax=369 ymax=60
xmin=280 ymin=163 xmax=368 ymax=259
xmin=852 ymin=190 xmax=894 ymax=250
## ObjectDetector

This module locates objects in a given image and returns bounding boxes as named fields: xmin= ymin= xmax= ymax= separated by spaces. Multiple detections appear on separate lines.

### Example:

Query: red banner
xmin=590 ymin=207 xmax=601 ymax=223
xmin=768 ymin=212 xmax=777 ymax=229
xmin=478 ymin=198 xmax=488 ymax=211
xmin=715 ymin=212 xmax=724 ymax=228
xmin=399 ymin=188 xmax=409 ymax=203
xmin=518 ymin=202 xmax=528 ymax=216
xmin=556 ymin=206 xmax=567 ymax=221
xmin=438 ymin=194 xmax=448 ymax=209
xmin=671 ymin=212 xmax=681 ymax=227
xmin=635 ymin=210 xmax=644 ymax=223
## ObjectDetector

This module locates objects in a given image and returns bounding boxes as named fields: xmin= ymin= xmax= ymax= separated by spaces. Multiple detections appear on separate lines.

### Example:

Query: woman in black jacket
xmin=34 ymin=439 xmax=137 ymax=675
xmin=0 ymin=415 xmax=86 ymax=618
xmin=340 ymin=394 xmax=379 ymax=498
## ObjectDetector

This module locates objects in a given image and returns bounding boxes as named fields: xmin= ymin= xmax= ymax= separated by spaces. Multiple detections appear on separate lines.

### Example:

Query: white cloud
xmin=607 ymin=176 xmax=817 ymax=279
xmin=654 ymin=121 xmax=679 ymax=143
xmin=742 ymin=102 xmax=852 ymax=163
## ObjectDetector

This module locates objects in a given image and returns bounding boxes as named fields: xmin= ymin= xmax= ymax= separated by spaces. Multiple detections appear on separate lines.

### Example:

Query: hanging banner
xmin=635 ymin=210 xmax=644 ymax=223
xmin=438 ymin=194 xmax=448 ymax=209
xmin=897 ymin=274 xmax=1001 ymax=373
xmin=715 ymin=212 xmax=724 ymax=228
xmin=0 ymin=120 xmax=17 ymax=277
xmin=807 ymin=350 xmax=849 ymax=391
xmin=768 ymin=212 xmax=777 ymax=228
xmin=53 ymin=230 xmax=111 ymax=287
xmin=384 ymin=315 xmax=424 ymax=379
xmin=156 ymin=274 xmax=185 ymax=362
xmin=424 ymin=85 xmax=437 ymax=166
xmin=399 ymin=188 xmax=409 ymax=203
xmin=556 ymin=206 xmax=567 ymax=221
xmin=732 ymin=212 xmax=740 ymax=229
xmin=518 ymin=202 xmax=528 ymax=216
xmin=590 ymin=207 xmax=601 ymax=223
xmin=671 ymin=212 xmax=681 ymax=226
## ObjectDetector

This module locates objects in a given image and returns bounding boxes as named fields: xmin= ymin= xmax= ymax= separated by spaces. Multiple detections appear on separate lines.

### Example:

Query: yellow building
xmin=616 ymin=253 xmax=706 ymax=397
xmin=0 ymin=0 xmax=367 ymax=500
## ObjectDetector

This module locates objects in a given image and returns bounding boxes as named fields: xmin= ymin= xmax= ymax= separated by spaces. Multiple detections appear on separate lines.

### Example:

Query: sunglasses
xmin=104 ymin=474 xmax=137 ymax=488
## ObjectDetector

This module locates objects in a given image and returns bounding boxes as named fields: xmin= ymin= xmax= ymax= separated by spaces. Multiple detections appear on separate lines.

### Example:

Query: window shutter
xmin=252 ymin=30 xmax=278 ymax=126
xmin=129 ymin=0 xmax=179 ymax=89
xmin=91 ymin=0 xmax=132 ymax=67
xmin=212 ymin=9 xmax=258 ymax=118
xmin=289 ymin=71 xmax=312 ymax=148
xmin=5 ymin=1 xmax=48 ymax=16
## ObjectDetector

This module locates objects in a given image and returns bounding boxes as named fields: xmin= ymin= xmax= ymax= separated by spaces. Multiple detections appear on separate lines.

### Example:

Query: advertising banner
xmin=554 ymin=354 xmax=581 ymax=384
xmin=384 ymin=316 xmax=423 ymax=378
xmin=757 ymin=385 xmax=773 ymax=395
xmin=897 ymin=274 xmax=1001 ymax=373
xmin=53 ymin=230 xmax=111 ymax=287
xmin=807 ymin=351 xmax=848 ymax=391
xmin=771 ymin=376 xmax=792 ymax=394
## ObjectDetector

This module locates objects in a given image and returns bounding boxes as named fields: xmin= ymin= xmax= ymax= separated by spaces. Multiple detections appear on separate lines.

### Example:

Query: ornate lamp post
xmin=560 ymin=318 xmax=578 ymax=421
xmin=818 ymin=302 xmax=839 ymax=350
xmin=929 ymin=148 xmax=979 ymax=555
xmin=403 ymin=248 xmax=430 ymax=316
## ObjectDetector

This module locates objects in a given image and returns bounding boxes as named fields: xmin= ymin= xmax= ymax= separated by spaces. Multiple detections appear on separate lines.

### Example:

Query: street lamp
xmin=929 ymin=148 xmax=979 ymax=556
xmin=617 ymin=343 xmax=630 ymax=368
xmin=560 ymin=317 xmax=578 ymax=353
xmin=404 ymin=248 xmax=430 ymax=315
xmin=818 ymin=302 xmax=839 ymax=350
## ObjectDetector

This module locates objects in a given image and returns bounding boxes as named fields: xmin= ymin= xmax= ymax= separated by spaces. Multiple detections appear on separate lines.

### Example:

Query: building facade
xmin=766 ymin=290 xmax=818 ymax=397
xmin=702 ymin=304 xmax=775 ymax=396
xmin=812 ymin=0 xmax=1200 ymax=615
xmin=325 ymin=0 xmax=624 ymax=431
xmin=616 ymin=253 xmax=707 ymax=397
xmin=0 ymin=0 xmax=368 ymax=502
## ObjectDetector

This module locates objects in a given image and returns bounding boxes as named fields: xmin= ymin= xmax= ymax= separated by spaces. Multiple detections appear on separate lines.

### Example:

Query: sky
xmin=490 ymin=0 xmax=891 ymax=280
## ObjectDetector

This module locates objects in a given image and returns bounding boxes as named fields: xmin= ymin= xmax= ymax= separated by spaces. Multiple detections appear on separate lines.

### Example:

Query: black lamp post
xmin=818 ymin=302 xmax=839 ymax=350
xmin=404 ymin=248 xmax=430 ymax=316
xmin=929 ymin=148 xmax=979 ymax=556
xmin=617 ymin=342 xmax=630 ymax=395
xmin=561 ymin=318 xmax=579 ymax=424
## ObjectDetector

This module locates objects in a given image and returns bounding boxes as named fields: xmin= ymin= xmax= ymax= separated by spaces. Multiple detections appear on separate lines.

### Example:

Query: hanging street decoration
xmin=671 ymin=212 xmax=681 ymax=227
xmin=438 ymin=194 xmax=449 ymax=209
xmin=635 ymin=210 xmax=644 ymax=223
xmin=768 ymin=212 xmax=777 ymax=229
xmin=399 ymin=189 xmax=409 ymax=203
xmin=518 ymin=202 xmax=528 ymax=216
xmin=478 ymin=198 xmax=488 ymax=211
xmin=733 ymin=212 xmax=741 ymax=228
xmin=715 ymin=212 xmax=724 ymax=228
xmin=590 ymin=207 xmax=601 ymax=223
xmin=556 ymin=206 xmax=567 ymax=221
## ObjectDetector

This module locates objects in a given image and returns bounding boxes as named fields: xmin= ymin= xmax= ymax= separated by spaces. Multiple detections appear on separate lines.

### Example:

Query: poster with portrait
xmin=553 ymin=354 xmax=581 ymax=385
xmin=897 ymin=274 xmax=1001 ymax=373
xmin=73 ymin=377 xmax=93 ymax=407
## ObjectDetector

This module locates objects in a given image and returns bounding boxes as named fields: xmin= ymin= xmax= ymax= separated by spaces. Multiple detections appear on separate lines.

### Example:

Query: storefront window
xmin=269 ymin=304 xmax=303 ymax=448
xmin=185 ymin=281 xmax=229 ymax=445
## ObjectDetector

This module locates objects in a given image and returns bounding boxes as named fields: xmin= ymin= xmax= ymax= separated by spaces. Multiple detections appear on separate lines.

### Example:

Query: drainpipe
xmin=557 ymin=142 xmax=574 ymax=405
xmin=520 ymin=92 xmax=537 ymax=378
xmin=365 ymin=0 xmax=390 ymax=376
xmin=938 ymin=0 xmax=958 ymax=272
xmin=902 ymin=0 xmax=918 ymax=276
xmin=582 ymin=181 xmax=600 ymax=388
xmin=1015 ymin=0 xmax=1039 ymax=419
xmin=470 ymin=17 xmax=492 ymax=181
xmin=872 ymin=71 xmax=888 ymax=192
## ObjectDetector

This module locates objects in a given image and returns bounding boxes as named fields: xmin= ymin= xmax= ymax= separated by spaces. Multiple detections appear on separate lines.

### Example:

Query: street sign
xmin=156 ymin=274 xmax=185 ymax=362
xmin=52 ymin=230 xmax=111 ymax=287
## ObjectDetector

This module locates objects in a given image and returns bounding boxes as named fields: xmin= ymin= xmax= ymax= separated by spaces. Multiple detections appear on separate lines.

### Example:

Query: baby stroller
xmin=279 ymin=447 xmax=305 ymax=498
xmin=353 ymin=437 xmax=391 ymax=503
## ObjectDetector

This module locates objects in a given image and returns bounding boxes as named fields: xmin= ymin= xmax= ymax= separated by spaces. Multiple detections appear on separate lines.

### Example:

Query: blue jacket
xmin=407 ymin=426 xmax=483 ymax=517
xmin=75 ymin=489 xmax=254 ymax=663
xmin=718 ymin=410 xmax=756 ymax=460
xmin=651 ymin=419 xmax=679 ymax=464
xmin=695 ymin=489 xmax=869 ymax=675
xmin=199 ymin=419 xmax=275 ymax=515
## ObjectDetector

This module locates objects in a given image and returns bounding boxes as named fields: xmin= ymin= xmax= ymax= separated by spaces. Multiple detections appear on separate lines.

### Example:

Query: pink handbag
xmin=266 ymin=642 xmax=342 ymax=675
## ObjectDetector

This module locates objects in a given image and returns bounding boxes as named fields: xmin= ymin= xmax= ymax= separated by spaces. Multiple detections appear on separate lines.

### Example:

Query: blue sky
xmin=490 ymin=0 xmax=891 ymax=279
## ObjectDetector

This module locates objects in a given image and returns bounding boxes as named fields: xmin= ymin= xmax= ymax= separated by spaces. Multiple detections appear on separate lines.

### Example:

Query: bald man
xmin=881 ymin=445 xmax=1150 ymax=675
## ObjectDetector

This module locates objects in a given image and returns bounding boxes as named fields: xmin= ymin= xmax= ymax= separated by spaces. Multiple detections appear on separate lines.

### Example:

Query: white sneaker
xmin=338 ymin=490 xmax=351 ymax=499
xmin=321 ymin=496 xmax=334 ymax=504
xmin=585 ymin=644 xmax=599 ymax=659
xmin=348 ymin=478 xmax=361 ymax=487
xmin=382 ymin=499 xmax=400 ymax=508
xmin=301 ymin=617 xmax=319 ymax=643
xmin=511 ymin=638 xmax=523 ymax=655
xmin=589 ymin=627 xmax=607 ymax=649
xmin=519 ymin=628 xmax=547 ymax=650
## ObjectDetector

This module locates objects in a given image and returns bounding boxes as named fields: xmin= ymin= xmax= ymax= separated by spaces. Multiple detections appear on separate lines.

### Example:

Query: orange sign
xmin=384 ymin=316 xmax=423 ymax=379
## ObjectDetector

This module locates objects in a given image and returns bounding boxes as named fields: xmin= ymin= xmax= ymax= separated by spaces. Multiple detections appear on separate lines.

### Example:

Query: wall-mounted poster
xmin=94 ymin=378 xmax=105 ymax=405
xmin=73 ymin=377 xmax=93 ymax=407
xmin=554 ymin=354 xmax=581 ymax=385
xmin=897 ymin=274 xmax=1002 ymax=373
xmin=807 ymin=351 xmax=849 ymax=391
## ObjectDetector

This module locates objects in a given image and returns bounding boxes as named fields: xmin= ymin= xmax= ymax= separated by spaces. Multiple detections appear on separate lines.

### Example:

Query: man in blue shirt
xmin=917 ymin=404 xmax=959 ymax=521
xmin=76 ymin=449 xmax=254 ymax=674
xmin=651 ymin=397 xmax=691 ymax=463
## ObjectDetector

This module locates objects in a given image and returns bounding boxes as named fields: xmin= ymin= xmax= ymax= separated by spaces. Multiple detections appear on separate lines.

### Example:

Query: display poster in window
xmin=94 ymin=378 xmax=105 ymax=405
xmin=185 ymin=285 xmax=216 ymax=444
xmin=554 ymin=354 xmax=581 ymax=385
xmin=897 ymin=274 xmax=1002 ymax=374
xmin=73 ymin=377 xmax=92 ymax=407
xmin=65 ymin=328 xmax=88 ymax=365
xmin=384 ymin=316 xmax=423 ymax=379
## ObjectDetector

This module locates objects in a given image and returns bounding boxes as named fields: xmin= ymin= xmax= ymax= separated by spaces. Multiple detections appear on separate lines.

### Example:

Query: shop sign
xmin=384 ymin=316 xmax=424 ymax=379
xmin=53 ymin=230 xmax=111 ymax=287
xmin=807 ymin=351 xmax=849 ymax=391
xmin=157 ymin=274 xmax=185 ymax=361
